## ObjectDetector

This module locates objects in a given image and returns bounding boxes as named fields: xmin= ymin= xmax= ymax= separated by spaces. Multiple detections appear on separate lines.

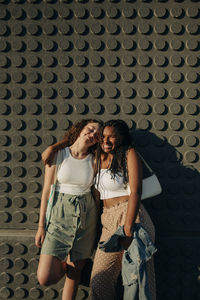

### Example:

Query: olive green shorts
xmin=41 ymin=192 xmax=97 ymax=262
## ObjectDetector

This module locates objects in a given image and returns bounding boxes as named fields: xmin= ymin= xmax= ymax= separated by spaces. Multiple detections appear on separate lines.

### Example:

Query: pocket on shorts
xmin=50 ymin=194 xmax=76 ymax=229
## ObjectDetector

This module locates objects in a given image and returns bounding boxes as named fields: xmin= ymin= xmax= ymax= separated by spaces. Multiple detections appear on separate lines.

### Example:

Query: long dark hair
xmin=96 ymin=120 xmax=133 ymax=185
xmin=63 ymin=118 xmax=103 ymax=153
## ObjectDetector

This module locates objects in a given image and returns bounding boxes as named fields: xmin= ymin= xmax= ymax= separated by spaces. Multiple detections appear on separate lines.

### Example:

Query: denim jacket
xmin=99 ymin=224 xmax=157 ymax=300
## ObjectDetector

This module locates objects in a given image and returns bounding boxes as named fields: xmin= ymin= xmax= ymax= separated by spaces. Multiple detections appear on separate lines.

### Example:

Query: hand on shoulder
xmin=42 ymin=145 xmax=55 ymax=166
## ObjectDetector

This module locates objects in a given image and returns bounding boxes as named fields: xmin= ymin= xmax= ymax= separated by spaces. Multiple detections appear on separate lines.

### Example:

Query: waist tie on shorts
xmin=68 ymin=194 xmax=87 ymax=230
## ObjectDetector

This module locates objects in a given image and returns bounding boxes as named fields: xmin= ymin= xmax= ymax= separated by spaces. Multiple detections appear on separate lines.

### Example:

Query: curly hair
xmin=63 ymin=119 xmax=103 ymax=153
xmin=95 ymin=120 xmax=133 ymax=185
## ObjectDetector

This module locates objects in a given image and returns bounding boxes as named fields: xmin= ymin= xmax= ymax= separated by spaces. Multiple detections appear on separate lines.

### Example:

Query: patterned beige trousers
xmin=90 ymin=201 xmax=156 ymax=300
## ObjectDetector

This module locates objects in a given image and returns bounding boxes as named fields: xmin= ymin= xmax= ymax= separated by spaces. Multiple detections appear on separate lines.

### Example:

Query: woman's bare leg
xmin=62 ymin=255 xmax=86 ymax=300
xmin=37 ymin=254 xmax=66 ymax=286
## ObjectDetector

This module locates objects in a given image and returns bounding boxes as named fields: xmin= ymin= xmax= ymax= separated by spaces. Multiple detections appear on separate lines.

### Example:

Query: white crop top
xmin=56 ymin=147 xmax=94 ymax=195
xmin=95 ymin=169 xmax=130 ymax=199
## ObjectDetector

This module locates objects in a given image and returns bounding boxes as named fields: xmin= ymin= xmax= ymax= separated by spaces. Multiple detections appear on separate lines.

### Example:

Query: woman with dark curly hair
xmin=35 ymin=119 xmax=102 ymax=300
xmin=90 ymin=120 xmax=156 ymax=300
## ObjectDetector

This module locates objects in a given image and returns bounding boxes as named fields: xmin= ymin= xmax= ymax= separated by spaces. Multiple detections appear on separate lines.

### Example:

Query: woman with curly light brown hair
xmin=35 ymin=119 xmax=102 ymax=300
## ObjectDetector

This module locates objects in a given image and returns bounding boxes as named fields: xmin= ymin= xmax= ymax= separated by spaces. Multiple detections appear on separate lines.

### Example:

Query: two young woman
xmin=35 ymin=119 xmax=156 ymax=300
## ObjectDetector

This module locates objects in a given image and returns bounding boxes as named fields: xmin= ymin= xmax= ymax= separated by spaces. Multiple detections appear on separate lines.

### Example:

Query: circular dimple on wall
xmin=185 ymin=87 xmax=198 ymax=99
xmin=186 ymin=39 xmax=199 ymax=51
xmin=153 ymin=103 xmax=166 ymax=115
xmin=153 ymin=119 xmax=166 ymax=131
xmin=106 ymin=70 xmax=118 ymax=82
xmin=185 ymin=71 xmax=198 ymax=83
xmin=169 ymin=103 xmax=183 ymax=115
xmin=137 ymin=119 xmax=151 ymax=130
xmin=154 ymin=55 xmax=166 ymax=67
xmin=170 ymin=7 xmax=184 ymax=18
xmin=169 ymin=71 xmax=182 ymax=83
xmin=105 ymin=87 xmax=118 ymax=98
xmin=121 ymin=103 xmax=134 ymax=114
xmin=90 ymin=103 xmax=102 ymax=114
xmin=185 ymin=135 xmax=198 ymax=147
xmin=138 ymin=39 xmax=151 ymax=51
xmin=153 ymin=87 xmax=166 ymax=99
xmin=122 ymin=54 xmax=135 ymax=66
xmin=169 ymin=119 xmax=183 ymax=131
xmin=153 ymin=71 xmax=166 ymax=83
xmin=186 ymin=7 xmax=199 ymax=18
xmin=138 ymin=23 xmax=151 ymax=35
xmin=170 ymin=55 xmax=182 ymax=67
xmin=169 ymin=134 xmax=182 ymax=147
xmin=169 ymin=87 xmax=182 ymax=99
xmin=138 ymin=54 xmax=150 ymax=66
xmin=185 ymin=119 xmax=198 ymax=131
xmin=90 ymin=23 xmax=103 ymax=35
xmin=185 ymin=103 xmax=198 ymax=115
xmin=185 ymin=55 xmax=198 ymax=67
xmin=154 ymin=7 xmax=167 ymax=18
xmin=138 ymin=103 xmax=150 ymax=115
xmin=154 ymin=23 xmax=167 ymax=35
xmin=138 ymin=71 xmax=150 ymax=82
xmin=137 ymin=87 xmax=150 ymax=99
xmin=184 ymin=151 xmax=198 ymax=163
xmin=170 ymin=39 xmax=183 ymax=51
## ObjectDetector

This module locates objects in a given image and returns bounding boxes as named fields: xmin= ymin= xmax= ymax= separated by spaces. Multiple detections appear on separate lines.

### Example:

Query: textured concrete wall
xmin=0 ymin=0 xmax=200 ymax=299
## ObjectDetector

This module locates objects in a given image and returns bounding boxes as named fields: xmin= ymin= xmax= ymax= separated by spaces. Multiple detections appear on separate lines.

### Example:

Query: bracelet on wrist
xmin=38 ymin=225 xmax=44 ymax=228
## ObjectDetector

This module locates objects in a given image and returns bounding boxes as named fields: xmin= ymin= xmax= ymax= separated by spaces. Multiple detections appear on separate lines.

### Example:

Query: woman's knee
xmin=37 ymin=255 xmax=64 ymax=286
xmin=37 ymin=268 xmax=61 ymax=286
xmin=37 ymin=268 xmax=52 ymax=286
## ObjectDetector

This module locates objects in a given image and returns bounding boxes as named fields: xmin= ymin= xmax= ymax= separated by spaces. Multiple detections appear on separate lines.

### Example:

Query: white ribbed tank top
xmin=56 ymin=147 xmax=94 ymax=195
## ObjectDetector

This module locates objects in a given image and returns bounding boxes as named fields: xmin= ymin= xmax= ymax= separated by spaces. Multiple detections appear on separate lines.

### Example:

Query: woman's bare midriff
xmin=103 ymin=195 xmax=128 ymax=208
xmin=103 ymin=195 xmax=141 ymax=223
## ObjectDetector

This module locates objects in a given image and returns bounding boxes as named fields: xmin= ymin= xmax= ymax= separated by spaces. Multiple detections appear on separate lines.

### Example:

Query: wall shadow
xmin=130 ymin=129 xmax=200 ymax=300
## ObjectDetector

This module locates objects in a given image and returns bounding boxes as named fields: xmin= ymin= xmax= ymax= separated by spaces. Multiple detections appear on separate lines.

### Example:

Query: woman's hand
xmin=120 ymin=226 xmax=133 ymax=249
xmin=35 ymin=227 xmax=46 ymax=248
xmin=42 ymin=146 xmax=55 ymax=166
xmin=120 ymin=236 xmax=133 ymax=250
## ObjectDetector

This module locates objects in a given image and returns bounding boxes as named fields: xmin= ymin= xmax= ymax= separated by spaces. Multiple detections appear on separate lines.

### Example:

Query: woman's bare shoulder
xmin=127 ymin=147 xmax=138 ymax=158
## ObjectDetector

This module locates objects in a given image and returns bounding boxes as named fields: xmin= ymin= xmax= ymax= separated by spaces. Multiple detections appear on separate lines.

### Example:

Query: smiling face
xmin=101 ymin=126 xmax=122 ymax=153
xmin=79 ymin=122 xmax=101 ymax=146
